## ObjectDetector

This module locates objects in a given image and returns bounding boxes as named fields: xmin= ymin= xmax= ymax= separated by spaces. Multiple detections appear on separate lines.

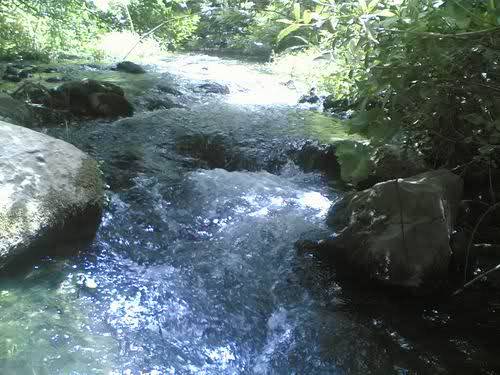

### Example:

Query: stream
xmin=1 ymin=54 xmax=499 ymax=374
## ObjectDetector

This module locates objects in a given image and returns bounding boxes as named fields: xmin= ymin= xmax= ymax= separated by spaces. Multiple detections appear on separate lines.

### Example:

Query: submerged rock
xmin=116 ymin=61 xmax=146 ymax=74
xmin=321 ymin=169 xmax=463 ymax=288
xmin=0 ymin=121 xmax=104 ymax=270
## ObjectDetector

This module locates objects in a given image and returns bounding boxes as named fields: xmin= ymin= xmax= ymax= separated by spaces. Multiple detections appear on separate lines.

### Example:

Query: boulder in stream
xmin=299 ymin=88 xmax=320 ymax=104
xmin=50 ymin=79 xmax=134 ymax=118
xmin=115 ymin=61 xmax=146 ymax=74
xmin=0 ymin=121 xmax=104 ymax=270
xmin=197 ymin=82 xmax=230 ymax=94
xmin=321 ymin=169 xmax=463 ymax=289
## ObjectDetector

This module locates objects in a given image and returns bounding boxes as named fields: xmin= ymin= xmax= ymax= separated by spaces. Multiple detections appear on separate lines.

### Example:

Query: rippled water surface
xmin=1 ymin=54 xmax=499 ymax=375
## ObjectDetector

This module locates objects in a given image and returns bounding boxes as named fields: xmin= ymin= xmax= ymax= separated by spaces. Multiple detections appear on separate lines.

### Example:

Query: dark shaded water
xmin=1 ymin=54 xmax=499 ymax=374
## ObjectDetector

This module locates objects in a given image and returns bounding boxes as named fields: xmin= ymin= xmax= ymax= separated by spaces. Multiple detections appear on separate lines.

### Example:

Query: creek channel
xmin=0 ymin=54 xmax=498 ymax=374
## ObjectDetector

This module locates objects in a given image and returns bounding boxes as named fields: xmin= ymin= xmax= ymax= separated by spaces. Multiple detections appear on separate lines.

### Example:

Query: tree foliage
xmin=0 ymin=0 xmax=105 ymax=59
xmin=0 ymin=0 xmax=201 ymax=59
xmin=277 ymin=0 xmax=500 ymax=177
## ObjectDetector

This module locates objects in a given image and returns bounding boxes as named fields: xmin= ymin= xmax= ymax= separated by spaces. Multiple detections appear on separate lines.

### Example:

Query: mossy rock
xmin=0 ymin=121 xmax=104 ymax=270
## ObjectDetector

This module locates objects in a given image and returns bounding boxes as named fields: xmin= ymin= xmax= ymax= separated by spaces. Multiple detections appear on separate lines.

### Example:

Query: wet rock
xmin=0 ymin=93 xmax=33 ymax=126
xmin=2 ymin=74 xmax=22 ymax=82
xmin=10 ymin=63 xmax=26 ymax=69
xmin=174 ymin=132 xmax=274 ymax=172
xmin=46 ymin=76 xmax=69 ymax=83
xmin=2 ymin=65 xmax=37 ymax=82
xmin=287 ymin=140 xmax=340 ymax=177
xmin=0 ymin=121 xmax=104 ymax=270
xmin=42 ymin=67 xmax=59 ymax=73
xmin=323 ymin=95 xmax=350 ymax=112
xmin=299 ymin=88 xmax=320 ymax=104
xmin=80 ymin=63 xmax=106 ymax=72
xmin=18 ymin=68 xmax=34 ymax=79
xmin=12 ymin=82 xmax=52 ymax=105
xmin=89 ymin=92 xmax=134 ymax=118
xmin=156 ymin=83 xmax=182 ymax=96
xmin=176 ymin=132 xmax=230 ymax=169
xmin=140 ymin=94 xmax=180 ymax=111
xmin=322 ymin=169 xmax=463 ymax=289
xmin=197 ymin=82 xmax=230 ymax=94
xmin=116 ymin=61 xmax=146 ymax=74
xmin=371 ymin=144 xmax=427 ymax=182
xmin=50 ymin=79 xmax=133 ymax=118
xmin=29 ymin=104 xmax=73 ymax=126
xmin=354 ymin=143 xmax=428 ymax=190
xmin=4 ymin=65 xmax=20 ymax=76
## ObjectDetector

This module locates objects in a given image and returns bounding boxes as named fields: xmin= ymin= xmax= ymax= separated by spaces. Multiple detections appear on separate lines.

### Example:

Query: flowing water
xmin=1 ymin=54 xmax=499 ymax=374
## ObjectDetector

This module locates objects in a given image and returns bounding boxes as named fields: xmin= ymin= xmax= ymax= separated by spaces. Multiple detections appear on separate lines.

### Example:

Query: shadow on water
xmin=296 ymin=252 xmax=500 ymax=374
xmin=1 ymin=54 xmax=499 ymax=374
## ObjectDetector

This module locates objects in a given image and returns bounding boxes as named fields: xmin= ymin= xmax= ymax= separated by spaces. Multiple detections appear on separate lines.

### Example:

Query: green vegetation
xmin=275 ymin=1 xmax=500 ymax=177
xmin=0 ymin=0 xmax=201 ymax=60
xmin=0 ymin=0 xmax=104 ymax=60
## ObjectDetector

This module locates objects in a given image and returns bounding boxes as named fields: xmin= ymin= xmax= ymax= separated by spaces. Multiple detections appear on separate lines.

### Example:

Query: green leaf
xmin=368 ymin=0 xmax=380 ymax=12
xmin=303 ymin=9 xmax=312 ymax=24
xmin=277 ymin=23 xmax=302 ymax=43
xmin=293 ymin=3 xmax=301 ymax=21
xmin=374 ymin=9 xmax=396 ymax=17
xmin=276 ymin=18 xmax=294 ymax=24
xmin=330 ymin=16 xmax=339 ymax=30
xmin=335 ymin=140 xmax=374 ymax=184
xmin=361 ymin=19 xmax=378 ymax=44
xmin=358 ymin=0 xmax=368 ymax=12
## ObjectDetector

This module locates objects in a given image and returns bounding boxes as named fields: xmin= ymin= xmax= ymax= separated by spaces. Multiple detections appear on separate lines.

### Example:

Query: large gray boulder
xmin=324 ymin=169 xmax=463 ymax=288
xmin=0 ymin=121 xmax=104 ymax=270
